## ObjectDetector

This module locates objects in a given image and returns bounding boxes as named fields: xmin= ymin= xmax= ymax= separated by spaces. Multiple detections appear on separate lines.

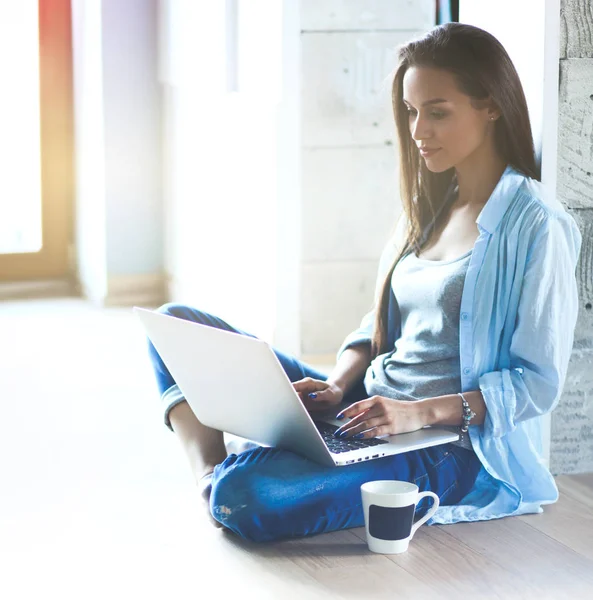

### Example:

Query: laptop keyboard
xmin=314 ymin=421 xmax=389 ymax=454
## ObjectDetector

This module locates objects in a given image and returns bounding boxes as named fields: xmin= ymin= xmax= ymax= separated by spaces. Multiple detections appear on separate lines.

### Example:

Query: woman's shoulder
xmin=503 ymin=174 xmax=576 ymax=231
xmin=503 ymin=174 xmax=582 ymax=256
xmin=513 ymin=175 xmax=578 ymax=227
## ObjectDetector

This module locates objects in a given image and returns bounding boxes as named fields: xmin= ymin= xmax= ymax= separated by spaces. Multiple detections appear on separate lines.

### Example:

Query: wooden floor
xmin=1 ymin=299 xmax=592 ymax=600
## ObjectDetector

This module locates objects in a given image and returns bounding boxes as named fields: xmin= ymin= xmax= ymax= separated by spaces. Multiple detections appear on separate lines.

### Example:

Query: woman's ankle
xmin=197 ymin=464 xmax=216 ymax=482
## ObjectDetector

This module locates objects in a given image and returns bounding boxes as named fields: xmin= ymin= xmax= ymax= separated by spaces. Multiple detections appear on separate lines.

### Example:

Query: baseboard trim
xmin=104 ymin=273 xmax=168 ymax=307
xmin=0 ymin=279 xmax=77 ymax=301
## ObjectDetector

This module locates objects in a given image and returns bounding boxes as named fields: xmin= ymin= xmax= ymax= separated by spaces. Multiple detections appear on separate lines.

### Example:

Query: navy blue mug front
xmin=368 ymin=503 xmax=415 ymax=541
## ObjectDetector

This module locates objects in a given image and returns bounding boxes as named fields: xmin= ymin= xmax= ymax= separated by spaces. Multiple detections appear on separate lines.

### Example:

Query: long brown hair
xmin=371 ymin=22 xmax=538 ymax=359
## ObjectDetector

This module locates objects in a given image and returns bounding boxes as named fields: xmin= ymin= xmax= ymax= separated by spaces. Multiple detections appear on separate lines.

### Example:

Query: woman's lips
xmin=419 ymin=147 xmax=441 ymax=157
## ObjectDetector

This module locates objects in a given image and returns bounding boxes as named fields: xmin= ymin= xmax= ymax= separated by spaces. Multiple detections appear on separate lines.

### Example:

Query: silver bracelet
xmin=457 ymin=392 xmax=477 ymax=439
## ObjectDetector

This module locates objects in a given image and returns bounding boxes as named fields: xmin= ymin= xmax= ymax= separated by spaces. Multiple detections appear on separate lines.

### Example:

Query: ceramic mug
xmin=361 ymin=480 xmax=440 ymax=554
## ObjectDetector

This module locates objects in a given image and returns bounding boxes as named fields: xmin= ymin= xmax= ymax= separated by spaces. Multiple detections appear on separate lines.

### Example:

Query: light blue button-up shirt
xmin=337 ymin=165 xmax=582 ymax=524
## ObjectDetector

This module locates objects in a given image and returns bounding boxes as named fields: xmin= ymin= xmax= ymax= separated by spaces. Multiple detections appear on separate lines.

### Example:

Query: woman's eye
xmin=406 ymin=108 xmax=446 ymax=120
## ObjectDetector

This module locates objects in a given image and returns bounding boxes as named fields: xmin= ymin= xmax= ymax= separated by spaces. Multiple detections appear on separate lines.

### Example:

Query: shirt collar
xmin=476 ymin=164 xmax=526 ymax=234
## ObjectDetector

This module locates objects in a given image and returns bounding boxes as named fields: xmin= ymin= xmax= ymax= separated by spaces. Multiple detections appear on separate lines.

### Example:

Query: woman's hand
xmin=333 ymin=396 xmax=428 ymax=439
xmin=292 ymin=378 xmax=344 ymax=412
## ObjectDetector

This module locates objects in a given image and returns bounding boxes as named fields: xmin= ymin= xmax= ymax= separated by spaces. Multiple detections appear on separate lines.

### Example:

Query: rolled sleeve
xmin=479 ymin=212 xmax=582 ymax=439
xmin=162 ymin=383 xmax=186 ymax=431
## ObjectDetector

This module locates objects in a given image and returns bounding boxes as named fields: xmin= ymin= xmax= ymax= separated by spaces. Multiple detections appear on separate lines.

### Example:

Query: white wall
xmin=71 ymin=0 xmax=164 ymax=305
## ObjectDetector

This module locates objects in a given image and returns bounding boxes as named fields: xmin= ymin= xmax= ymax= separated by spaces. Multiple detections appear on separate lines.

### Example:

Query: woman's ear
xmin=486 ymin=101 xmax=501 ymax=122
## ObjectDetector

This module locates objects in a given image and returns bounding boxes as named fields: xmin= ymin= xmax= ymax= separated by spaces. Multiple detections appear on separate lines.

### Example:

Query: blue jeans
xmin=146 ymin=303 xmax=483 ymax=543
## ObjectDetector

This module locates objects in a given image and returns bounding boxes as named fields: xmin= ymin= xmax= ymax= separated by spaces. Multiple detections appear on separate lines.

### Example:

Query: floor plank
xmin=437 ymin=516 xmax=593 ymax=597
xmin=349 ymin=524 xmax=530 ymax=599
xmin=556 ymin=473 xmax=593 ymax=512
xmin=225 ymin=529 xmax=435 ymax=599
xmin=518 ymin=487 xmax=593 ymax=560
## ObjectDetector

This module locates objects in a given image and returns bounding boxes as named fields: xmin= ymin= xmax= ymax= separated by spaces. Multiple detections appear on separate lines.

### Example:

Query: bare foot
xmin=197 ymin=471 xmax=224 ymax=529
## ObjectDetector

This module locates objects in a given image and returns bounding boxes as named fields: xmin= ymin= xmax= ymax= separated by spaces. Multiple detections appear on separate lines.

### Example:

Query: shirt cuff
xmin=478 ymin=369 xmax=517 ymax=438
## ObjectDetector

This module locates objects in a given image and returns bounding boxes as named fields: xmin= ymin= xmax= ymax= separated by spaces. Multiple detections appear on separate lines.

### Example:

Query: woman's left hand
xmin=333 ymin=396 xmax=428 ymax=439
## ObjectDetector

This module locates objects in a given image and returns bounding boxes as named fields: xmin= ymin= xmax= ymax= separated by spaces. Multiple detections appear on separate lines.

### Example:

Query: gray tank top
xmin=364 ymin=248 xmax=474 ymax=451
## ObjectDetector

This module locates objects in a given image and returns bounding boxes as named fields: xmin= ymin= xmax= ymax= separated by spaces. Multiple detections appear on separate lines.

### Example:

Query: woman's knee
xmin=210 ymin=469 xmax=262 ymax=542
xmin=156 ymin=302 xmax=221 ymax=330
xmin=156 ymin=302 xmax=201 ymax=321
xmin=155 ymin=302 xmax=245 ymax=336
xmin=210 ymin=460 xmax=283 ymax=543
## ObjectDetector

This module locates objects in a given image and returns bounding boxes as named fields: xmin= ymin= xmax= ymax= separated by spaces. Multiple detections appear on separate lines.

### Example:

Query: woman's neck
xmin=454 ymin=142 xmax=507 ymax=209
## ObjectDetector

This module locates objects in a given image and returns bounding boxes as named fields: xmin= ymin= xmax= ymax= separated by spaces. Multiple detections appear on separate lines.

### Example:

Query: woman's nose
xmin=410 ymin=115 xmax=432 ymax=141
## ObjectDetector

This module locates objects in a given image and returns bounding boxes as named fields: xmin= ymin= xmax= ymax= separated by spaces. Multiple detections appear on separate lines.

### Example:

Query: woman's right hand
xmin=292 ymin=377 xmax=345 ymax=412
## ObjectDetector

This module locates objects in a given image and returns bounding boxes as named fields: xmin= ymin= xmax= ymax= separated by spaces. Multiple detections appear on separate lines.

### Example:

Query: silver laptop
xmin=134 ymin=307 xmax=459 ymax=467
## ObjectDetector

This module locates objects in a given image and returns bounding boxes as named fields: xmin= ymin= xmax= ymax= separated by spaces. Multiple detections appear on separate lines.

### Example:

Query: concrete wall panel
xmin=299 ymin=1 xmax=432 ymax=356
xmin=302 ymin=146 xmax=401 ymax=262
xmin=551 ymin=347 xmax=593 ymax=474
xmin=301 ymin=261 xmax=378 ymax=355
xmin=553 ymin=0 xmax=593 ymax=474
xmin=302 ymin=31 xmax=411 ymax=147
xmin=570 ymin=209 xmax=593 ymax=344
xmin=557 ymin=59 xmax=593 ymax=209
xmin=560 ymin=0 xmax=593 ymax=58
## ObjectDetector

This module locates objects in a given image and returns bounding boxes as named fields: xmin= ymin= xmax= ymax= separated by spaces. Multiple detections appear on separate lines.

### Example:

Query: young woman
xmin=147 ymin=22 xmax=582 ymax=542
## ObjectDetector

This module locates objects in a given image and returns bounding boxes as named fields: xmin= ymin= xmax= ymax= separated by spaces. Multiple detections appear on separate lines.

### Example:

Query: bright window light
xmin=0 ymin=1 xmax=43 ymax=254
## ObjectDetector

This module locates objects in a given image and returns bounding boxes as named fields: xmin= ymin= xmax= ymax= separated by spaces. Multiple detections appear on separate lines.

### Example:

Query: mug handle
xmin=410 ymin=491 xmax=440 ymax=539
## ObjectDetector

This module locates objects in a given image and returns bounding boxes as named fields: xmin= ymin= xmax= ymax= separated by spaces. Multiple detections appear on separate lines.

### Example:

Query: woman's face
xmin=402 ymin=66 xmax=498 ymax=173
